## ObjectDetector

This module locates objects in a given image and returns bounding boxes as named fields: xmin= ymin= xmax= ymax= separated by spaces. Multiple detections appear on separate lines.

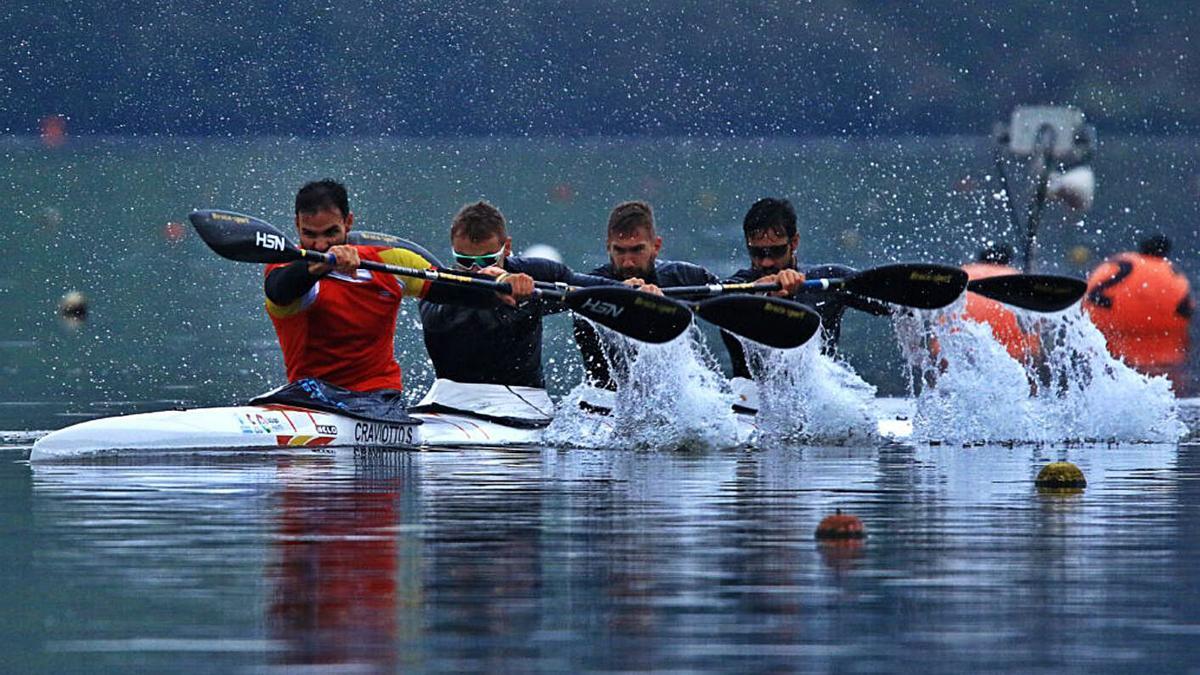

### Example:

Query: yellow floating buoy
xmin=815 ymin=509 xmax=866 ymax=540
xmin=1067 ymin=245 xmax=1092 ymax=267
xmin=1035 ymin=461 xmax=1086 ymax=489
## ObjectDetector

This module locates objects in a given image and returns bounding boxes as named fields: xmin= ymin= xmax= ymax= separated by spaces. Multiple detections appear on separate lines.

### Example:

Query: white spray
xmin=894 ymin=298 xmax=1184 ymax=444
xmin=545 ymin=323 xmax=741 ymax=451
xmin=740 ymin=336 xmax=880 ymax=446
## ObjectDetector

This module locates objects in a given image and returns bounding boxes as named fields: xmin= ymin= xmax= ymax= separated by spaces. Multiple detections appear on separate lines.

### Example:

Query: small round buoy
xmin=1035 ymin=461 xmax=1086 ymax=489
xmin=815 ymin=509 xmax=866 ymax=540
xmin=163 ymin=221 xmax=187 ymax=243
xmin=41 ymin=114 xmax=67 ymax=148
xmin=58 ymin=291 xmax=88 ymax=322
xmin=548 ymin=182 xmax=575 ymax=204
xmin=1067 ymin=245 xmax=1092 ymax=267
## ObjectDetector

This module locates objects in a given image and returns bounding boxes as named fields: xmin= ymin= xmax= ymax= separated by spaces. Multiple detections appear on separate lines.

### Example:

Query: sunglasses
xmin=747 ymin=243 xmax=791 ymax=260
xmin=452 ymin=246 xmax=505 ymax=269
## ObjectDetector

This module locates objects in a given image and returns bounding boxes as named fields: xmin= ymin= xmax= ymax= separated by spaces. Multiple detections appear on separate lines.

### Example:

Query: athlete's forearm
xmin=265 ymin=261 xmax=320 ymax=305
xmin=422 ymin=281 xmax=497 ymax=307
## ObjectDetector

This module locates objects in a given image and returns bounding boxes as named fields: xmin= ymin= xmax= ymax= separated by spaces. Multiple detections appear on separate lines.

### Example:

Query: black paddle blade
xmin=188 ymin=209 xmax=301 ymax=264
xmin=968 ymin=274 xmax=1087 ymax=312
xmin=696 ymin=295 xmax=821 ymax=349
xmin=844 ymin=263 xmax=968 ymax=309
xmin=565 ymin=286 xmax=693 ymax=344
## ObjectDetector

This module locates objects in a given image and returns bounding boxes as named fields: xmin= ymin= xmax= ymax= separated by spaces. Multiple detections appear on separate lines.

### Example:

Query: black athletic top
xmin=419 ymin=256 xmax=609 ymax=389
xmin=573 ymin=260 xmax=719 ymax=389
xmin=721 ymin=263 xmax=891 ymax=378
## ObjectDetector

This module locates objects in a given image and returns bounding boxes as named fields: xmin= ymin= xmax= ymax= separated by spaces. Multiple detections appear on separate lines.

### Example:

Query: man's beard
xmin=615 ymin=264 xmax=653 ymax=280
xmin=753 ymin=257 xmax=795 ymax=273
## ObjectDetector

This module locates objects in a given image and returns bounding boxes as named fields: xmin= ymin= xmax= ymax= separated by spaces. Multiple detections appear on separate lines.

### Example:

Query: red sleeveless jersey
xmin=265 ymin=246 xmax=432 ymax=392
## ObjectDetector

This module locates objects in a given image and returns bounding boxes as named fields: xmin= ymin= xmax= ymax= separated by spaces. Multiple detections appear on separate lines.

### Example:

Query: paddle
xmin=187 ymin=209 xmax=692 ymax=344
xmin=661 ymin=263 xmax=969 ymax=310
xmin=695 ymin=295 xmax=821 ymax=349
xmin=967 ymin=273 xmax=1087 ymax=312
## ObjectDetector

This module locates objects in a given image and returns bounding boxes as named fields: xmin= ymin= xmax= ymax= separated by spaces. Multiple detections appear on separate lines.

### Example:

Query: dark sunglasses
xmin=747 ymin=243 xmax=791 ymax=260
xmin=452 ymin=248 xmax=504 ymax=269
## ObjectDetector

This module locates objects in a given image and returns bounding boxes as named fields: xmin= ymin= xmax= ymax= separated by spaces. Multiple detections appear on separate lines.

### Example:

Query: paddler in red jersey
xmin=255 ymin=179 xmax=535 ymax=415
xmin=1084 ymin=234 xmax=1193 ymax=391
xmin=961 ymin=242 xmax=1041 ymax=361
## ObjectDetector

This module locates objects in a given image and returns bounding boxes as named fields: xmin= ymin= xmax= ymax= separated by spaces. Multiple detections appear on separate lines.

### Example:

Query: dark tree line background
xmin=3 ymin=1 xmax=1196 ymax=137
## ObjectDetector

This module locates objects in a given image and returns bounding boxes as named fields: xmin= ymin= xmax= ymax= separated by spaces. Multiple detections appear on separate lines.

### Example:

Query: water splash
xmin=894 ymin=298 xmax=1184 ymax=444
xmin=1037 ymin=307 xmax=1184 ymax=441
xmin=545 ymin=323 xmax=741 ymax=451
xmin=739 ymin=337 xmax=880 ymax=446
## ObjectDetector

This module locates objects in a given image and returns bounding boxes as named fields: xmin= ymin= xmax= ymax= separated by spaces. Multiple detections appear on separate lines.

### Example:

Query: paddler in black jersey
xmin=253 ymin=180 xmax=533 ymax=421
xmin=574 ymin=200 xmax=805 ymax=389
xmin=417 ymin=201 xmax=607 ymax=407
xmin=721 ymin=198 xmax=890 ymax=379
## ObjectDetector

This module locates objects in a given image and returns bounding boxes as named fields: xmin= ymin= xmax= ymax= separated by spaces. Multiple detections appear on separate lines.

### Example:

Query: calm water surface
xmin=4 ymin=437 xmax=1200 ymax=672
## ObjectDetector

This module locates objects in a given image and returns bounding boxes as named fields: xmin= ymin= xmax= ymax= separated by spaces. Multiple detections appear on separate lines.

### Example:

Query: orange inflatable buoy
xmin=962 ymin=262 xmax=1042 ymax=360
xmin=815 ymin=510 xmax=866 ymax=540
xmin=41 ymin=114 xmax=67 ymax=148
xmin=1084 ymin=252 xmax=1192 ymax=374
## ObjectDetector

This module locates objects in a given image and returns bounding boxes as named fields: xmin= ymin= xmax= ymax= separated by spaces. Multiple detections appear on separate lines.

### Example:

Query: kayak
xmin=28 ymin=379 xmax=914 ymax=461
xmin=29 ymin=380 xmax=551 ymax=461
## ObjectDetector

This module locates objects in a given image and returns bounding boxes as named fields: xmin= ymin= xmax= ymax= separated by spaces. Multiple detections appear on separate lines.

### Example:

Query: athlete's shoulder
xmin=724 ymin=267 xmax=759 ymax=283
xmin=589 ymin=263 xmax=619 ymax=280
xmin=507 ymin=255 xmax=572 ymax=282
xmin=656 ymin=259 xmax=718 ymax=285
xmin=375 ymin=246 xmax=437 ymax=270
xmin=348 ymin=230 xmax=444 ymax=267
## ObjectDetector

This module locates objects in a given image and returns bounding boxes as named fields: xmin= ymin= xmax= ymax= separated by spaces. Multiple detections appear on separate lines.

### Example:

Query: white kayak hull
xmin=29 ymin=404 xmax=543 ymax=462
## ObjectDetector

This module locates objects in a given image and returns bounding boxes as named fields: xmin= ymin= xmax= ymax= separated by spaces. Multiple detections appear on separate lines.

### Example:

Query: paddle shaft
xmin=661 ymin=279 xmax=841 ymax=297
xmin=524 ymin=278 xmax=838 ymax=297
xmin=296 ymin=248 xmax=565 ymax=300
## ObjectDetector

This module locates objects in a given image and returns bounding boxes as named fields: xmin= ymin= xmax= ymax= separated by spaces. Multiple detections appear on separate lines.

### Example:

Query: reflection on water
xmin=5 ymin=441 xmax=1199 ymax=671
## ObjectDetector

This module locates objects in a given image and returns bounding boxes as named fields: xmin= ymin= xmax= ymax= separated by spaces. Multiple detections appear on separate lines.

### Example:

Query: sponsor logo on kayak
xmin=354 ymin=422 xmax=416 ymax=446
xmin=256 ymin=231 xmax=286 ymax=251
xmin=581 ymin=298 xmax=624 ymax=318
xmin=240 ymin=412 xmax=285 ymax=434
xmin=315 ymin=424 xmax=337 ymax=435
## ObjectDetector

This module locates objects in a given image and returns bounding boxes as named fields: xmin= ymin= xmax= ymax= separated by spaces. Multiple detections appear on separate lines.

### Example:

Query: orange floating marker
xmin=1084 ymin=242 xmax=1191 ymax=385
xmin=40 ymin=114 xmax=67 ymax=148
xmin=815 ymin=509 xmax=866 ymax=540
xmin=163 ymin=221 xmax=187 ymax=243
xmin=548 ymin=182 xmax=575 ymax=203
